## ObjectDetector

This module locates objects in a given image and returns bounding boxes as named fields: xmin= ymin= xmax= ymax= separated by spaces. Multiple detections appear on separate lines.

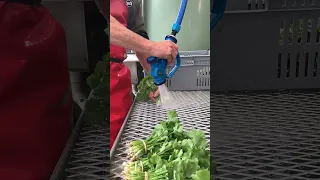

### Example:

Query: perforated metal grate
xmin=64 ymin=123 xmax=109 ymax=180
xmin=52 ymin=122 xmax=109 ymax=180
xmin=211 ymin=91 xmax=320 ymax=180
xmin=110 ymin=91 xmax=210 ymax=179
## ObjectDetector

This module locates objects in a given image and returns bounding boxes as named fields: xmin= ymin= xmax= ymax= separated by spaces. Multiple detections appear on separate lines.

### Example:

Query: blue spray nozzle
xmin=147 ymin=35 xmax=181 ymax=86
xmin=147 ymin=0 xmax=188 ymax=85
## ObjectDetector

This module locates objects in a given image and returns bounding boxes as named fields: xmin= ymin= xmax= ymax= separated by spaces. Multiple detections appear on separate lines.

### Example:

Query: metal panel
xmin=50 ymin=92 xmax=109 ymax=180
xmin=63 ymin=124 xmax=109 ymax=180
xmin=50 ymin=122 xmax=109 ymax=180
xmin=43 ymin=1 xmax=89 ymax=71
xmin=225 ymin=0 xmax=268 ymax=13
xmin=211 ymin=10 xmax=320 ymax=91
xmin=269 ymin=0 xmax=320 ymax=10
xmin=224 ymin=0 xmax=320 ymax=13
xmin=211 ymin=91 xmax=320 ymax=179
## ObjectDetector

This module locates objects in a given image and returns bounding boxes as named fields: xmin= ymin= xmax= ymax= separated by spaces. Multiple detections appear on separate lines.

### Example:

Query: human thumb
xmin=154 ymin=89 xmax=160 ymax=97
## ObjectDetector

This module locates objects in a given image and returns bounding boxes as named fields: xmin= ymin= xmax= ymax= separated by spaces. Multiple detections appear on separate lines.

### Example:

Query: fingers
xmin=166 ymin=41 xmax=178 ymax=65
xmin=172 ymin=49 xmax=178 ymax=64
xmin=167 ymin=41 xmax=178 ymax=52
xmin=148 ymin=91 xmax=155 ymax=101
xmin=167 ymin=49 xmax=178 ymax=65
xmin=150 ymin=40 xmax=179 ymax=63
xmin=168 ymin=40 xmax=178 ymax=50
xmin=167 ymin=54 xmax=173 ymax=64
xmin=149 ymin=90 xmax=160 ymax=102
xmin=154 ymin=89 xmax=160 ymax=97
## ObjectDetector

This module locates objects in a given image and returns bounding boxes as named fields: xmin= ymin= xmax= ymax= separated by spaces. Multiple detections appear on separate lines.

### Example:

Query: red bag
xmin=110 ymin=0 xmax=133 ymax=148
xmin=0 ymin=2 xmax=72 ymax=180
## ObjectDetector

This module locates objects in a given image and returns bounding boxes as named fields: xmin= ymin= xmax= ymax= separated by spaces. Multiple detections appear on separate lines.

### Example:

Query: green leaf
xmin=188 ymin=130 xmax=208 ymax=149
xmin=136 ymin=75 xmax=159 ymax=102
xmin=124 ymin=110 xmax=212 ymax=180
xmin=192 ymin=169 xmax=210 ymax=180
xmin=167 ymin=110 xmax=178 ymax=119
xmin=84 ymin=53 xmax=109 ymax=124
xmin=171 ymin=158 xmax=200 ymax=179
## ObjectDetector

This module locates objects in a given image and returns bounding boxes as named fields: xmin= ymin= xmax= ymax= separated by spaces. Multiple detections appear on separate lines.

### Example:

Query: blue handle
xmin=167 ymin=53 xmax=181 ymax=78
xmin=147 ymin=56 xmax=167 ymax=85
xmin=147 ymin=53 xmax=180 ymax=79
xmin=146 ymin=52 xmax=180 ymax=85
xmin=147 ymin=56 xmax=157 ymax=63
xmin=211 ymin=0 xmax=226 ymax=31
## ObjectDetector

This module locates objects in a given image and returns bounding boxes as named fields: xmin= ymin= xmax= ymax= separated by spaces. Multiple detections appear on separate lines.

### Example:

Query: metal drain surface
xmin=110 ymin=91 xmax=210 ymax=179
xmin=64 ymin=123 xmax=109 ymax=180
xmin=211 ymin=91 xmax=320 ymax=180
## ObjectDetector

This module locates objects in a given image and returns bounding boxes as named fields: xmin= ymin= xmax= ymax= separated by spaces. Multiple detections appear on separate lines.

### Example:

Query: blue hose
xmin=172 ymin=0 xmax=188 ymax=33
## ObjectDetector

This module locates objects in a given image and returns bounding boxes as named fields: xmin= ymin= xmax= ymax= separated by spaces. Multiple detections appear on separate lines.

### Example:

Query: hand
xmin=149 ymin=40 xmax=178 ymax=65
xmin=148 ymin=88 xmax=160 ymax=102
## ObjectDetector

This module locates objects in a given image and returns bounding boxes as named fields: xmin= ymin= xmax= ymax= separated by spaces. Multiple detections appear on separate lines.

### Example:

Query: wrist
xmin=136 ymin=30 xmax=153 ymax=54
xmin=144 ymin=41 xmax=153 ymax=54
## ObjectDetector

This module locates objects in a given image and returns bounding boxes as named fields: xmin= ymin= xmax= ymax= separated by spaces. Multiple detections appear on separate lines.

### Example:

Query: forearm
xmin=110 ymin=15 xmax=152 ymax=54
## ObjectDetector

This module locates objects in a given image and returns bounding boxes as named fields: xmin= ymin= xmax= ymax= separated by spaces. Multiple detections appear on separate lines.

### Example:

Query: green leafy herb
xmin=124 ymin=110 xmax=211 ymax=180
xmin=192 ymin=169 xmax=210 ymax=180
xmin=136 ymin=75 xmax=160 ymax=103
xmin=84 ymin=53 xmax=109 ymax=124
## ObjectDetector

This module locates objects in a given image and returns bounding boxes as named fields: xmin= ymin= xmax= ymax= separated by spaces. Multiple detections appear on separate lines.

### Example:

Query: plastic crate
xmin=211 ymin=0 xmax=320 ymax=92
xmin=165 ymin=50 xmax=210 ymax=91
